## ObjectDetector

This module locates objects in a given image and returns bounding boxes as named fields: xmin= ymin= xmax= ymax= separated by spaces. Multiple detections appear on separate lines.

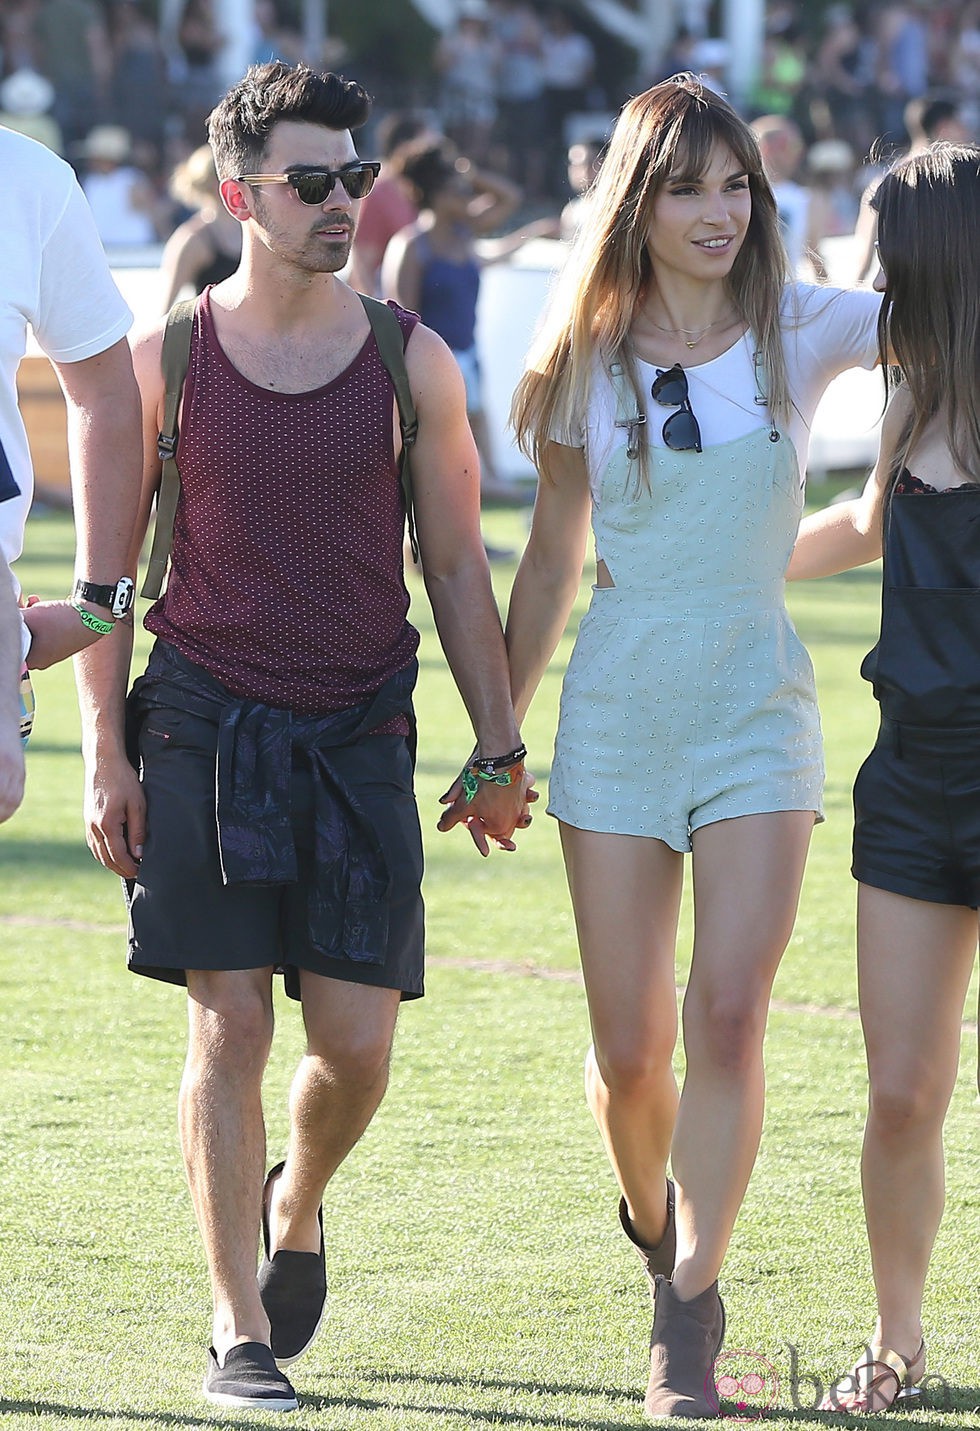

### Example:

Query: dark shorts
xmin=852 ymin=720 xmax=980 ymax=909
xmin=126 ymin=706 xmax=425 ymax=998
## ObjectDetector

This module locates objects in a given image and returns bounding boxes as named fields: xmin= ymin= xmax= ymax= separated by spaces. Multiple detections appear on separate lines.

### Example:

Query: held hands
xmin=437 ymin=754 xmax=539 ymax=856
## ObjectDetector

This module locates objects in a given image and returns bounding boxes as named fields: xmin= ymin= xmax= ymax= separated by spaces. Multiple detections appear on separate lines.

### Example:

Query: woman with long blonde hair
xmin=790 ymin=142 xmax=980 ymax=1415
xmin=504 ymin=75 xmax=881 ymax=1418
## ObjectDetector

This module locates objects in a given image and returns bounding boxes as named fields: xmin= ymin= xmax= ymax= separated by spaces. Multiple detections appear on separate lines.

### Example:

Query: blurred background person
xmin=489 ymin=0 xmax=546 ymax=201
xmin=174 ymin=0 xmax=225 ymax=141
xmin=347 ymin=111 xmax=436 ymax=298
xmin=951 ymin=1 xmax=980 ymax=132
xmin=32 ymin=0 xmax=111 ymax=151
xmin=248 ymin=0 xmax=304 ymax=66
xmin=78 ymin=122 xmax=169 ymax=247
xmin=435 ymin=0 xmax=499 ymax=168
xmin=752 ymin=113 xmax=827 ymax=279
xmin=540 ymin=4 xmax=595 ymax=194
xmin=158 ymin=143 xmax=241 ymax=310
xmin=872 ymin=2 xmax=930 ymax=145
xmin=0 ymin=0 xmax=41 ymax=76
xmin=748 ymin=3 xmax=807 ymax=119
xmin=383 ymin=138 xmax=521 ymax=508
xmin=804 ymin=138 xmax=860 ymax=258
xmin=690 ymin=36 xmax=730 ymax=95
xmin=852 ymin=90 xmax=972 ymax=283
xmin=106 ymin=0 xmax=170 ymax=165
xmin=0 ymin=68 xmax=61 ymax=153
xmin=811 ymin=4 xmax=875 ymax=158
xmin=560 ymin=135 xmax=604 ymax=243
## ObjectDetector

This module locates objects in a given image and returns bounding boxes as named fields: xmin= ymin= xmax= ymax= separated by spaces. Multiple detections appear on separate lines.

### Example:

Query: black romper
xmin=851 ymin=473 xmax=980 ymax=907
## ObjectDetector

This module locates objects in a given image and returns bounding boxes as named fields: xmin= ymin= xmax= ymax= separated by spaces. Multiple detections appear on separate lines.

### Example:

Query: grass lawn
xmin=0 ymin=503 xmax=976 ymax=1430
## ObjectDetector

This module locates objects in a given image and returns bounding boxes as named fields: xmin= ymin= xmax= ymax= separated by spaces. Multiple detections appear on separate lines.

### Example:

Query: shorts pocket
xmin=138 ymin=707 xmax=218 ymax=758
xmin=565 ymin=611 xmax=621 ymax=690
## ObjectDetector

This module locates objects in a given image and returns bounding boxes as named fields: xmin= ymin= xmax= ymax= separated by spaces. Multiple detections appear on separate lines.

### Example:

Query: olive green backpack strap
xmin=359 ymin=294 xmax=420 ymax=561
xmin=141 ymin=296 xmax=197 ymax=599
xmin=141 ymin=294 xmax=419 ymax=600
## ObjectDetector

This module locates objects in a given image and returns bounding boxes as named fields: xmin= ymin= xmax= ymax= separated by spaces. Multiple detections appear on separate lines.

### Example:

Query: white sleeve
xmin=34 ymin=181 xmax=132 ymax=363
xmin=548 ymin=418 xmax=586 ymax=448
xmin=788 ymin=282 xmax=881 ymax=385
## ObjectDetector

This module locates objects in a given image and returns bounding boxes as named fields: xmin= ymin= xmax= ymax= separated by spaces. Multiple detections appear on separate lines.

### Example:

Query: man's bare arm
xmin=74 ymin=325 xmax=166 ymax=876
xmin=405 ymin=325 xmax=529 ymax=852
xmin=53 ymin=336 xmax=143 ymax=588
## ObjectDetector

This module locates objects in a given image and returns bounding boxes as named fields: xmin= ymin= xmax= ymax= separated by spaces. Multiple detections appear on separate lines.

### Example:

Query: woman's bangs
xmin=659 ymin=107 xmax=759 ymax=185
xmin=660 ymin=118 xmax=711 ymax=182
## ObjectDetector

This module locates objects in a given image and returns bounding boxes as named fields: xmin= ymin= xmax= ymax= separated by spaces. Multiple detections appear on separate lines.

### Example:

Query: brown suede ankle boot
xmin=644 ymin=1275 xmax=726 ymax=1420
xmin=619 ymin=1179 xmax=676 ymax=1300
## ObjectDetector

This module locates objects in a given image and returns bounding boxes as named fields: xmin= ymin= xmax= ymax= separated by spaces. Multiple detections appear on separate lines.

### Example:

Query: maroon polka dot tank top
xmin=145 ymin=290 xmax=421 ymax=717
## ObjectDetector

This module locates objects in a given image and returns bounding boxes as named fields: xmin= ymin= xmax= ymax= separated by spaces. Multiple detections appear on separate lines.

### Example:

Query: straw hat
xmin=78 ymin=125 xmax=132 ymax=163
xmin=807 ymin=139 xmax=855 ymax=173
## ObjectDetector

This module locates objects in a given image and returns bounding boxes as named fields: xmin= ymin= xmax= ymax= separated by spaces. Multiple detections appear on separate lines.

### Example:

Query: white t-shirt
xmin=0 ymin=129 xmax=132 ymax=578
xmin=577 ymin=283 xmax=881 ymax=494
xmin=82 ymin=167 xmax=158 ymax=247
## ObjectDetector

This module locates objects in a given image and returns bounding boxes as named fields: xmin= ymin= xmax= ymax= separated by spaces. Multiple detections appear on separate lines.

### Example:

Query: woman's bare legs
xmin=671 ymin=811 xmax=815 ymax=1299
xmin=857 ymin=888 xmax=976 ymax=1360
xmin=560 ymin=824 xmax=684 ymax=1248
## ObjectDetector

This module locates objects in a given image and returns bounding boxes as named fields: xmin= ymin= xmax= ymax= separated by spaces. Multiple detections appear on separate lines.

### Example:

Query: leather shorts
xmin=852 ymin=719 xmax=980 ymax=908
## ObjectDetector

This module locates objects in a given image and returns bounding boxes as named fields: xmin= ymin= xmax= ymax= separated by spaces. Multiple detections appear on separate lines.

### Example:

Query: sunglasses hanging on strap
xmin=142 ymin=293 xmax=419 ymax=601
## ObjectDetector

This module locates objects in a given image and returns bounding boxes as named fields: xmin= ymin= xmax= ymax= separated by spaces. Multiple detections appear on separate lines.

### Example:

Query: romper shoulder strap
xmin=141 ymin=296 xmax=196 ymax=599
xmin=359 ymin=294 xmax=419 ymax=562
xmin=608 ymin=360 xmax=647 ymax=460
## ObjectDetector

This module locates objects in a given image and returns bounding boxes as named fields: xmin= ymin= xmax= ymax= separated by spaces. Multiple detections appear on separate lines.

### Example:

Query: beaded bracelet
xmin=462 ymin=760 xmax=526 ymax=805
xmin=70 ymin=601 xmax=115 ymax=635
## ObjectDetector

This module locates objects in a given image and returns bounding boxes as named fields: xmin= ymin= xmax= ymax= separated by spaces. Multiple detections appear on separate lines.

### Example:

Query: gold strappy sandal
xmin=820 ymin=1340 xmax=926 ymax=1413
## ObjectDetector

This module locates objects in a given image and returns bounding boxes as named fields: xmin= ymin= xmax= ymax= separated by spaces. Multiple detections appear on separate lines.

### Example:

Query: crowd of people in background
xmin=3 ymin=0 xmax=980 ymax=262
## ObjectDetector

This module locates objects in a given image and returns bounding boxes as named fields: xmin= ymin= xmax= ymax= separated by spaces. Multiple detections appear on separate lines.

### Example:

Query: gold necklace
xmin=649 ymin=314 xmax=734 ymax=349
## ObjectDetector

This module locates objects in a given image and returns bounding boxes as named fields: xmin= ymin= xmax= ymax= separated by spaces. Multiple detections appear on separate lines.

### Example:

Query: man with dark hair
xmin=76 ymin=62 xmax=530 ymax=1412
xmin=903 ymin=90 xmax=970 ymax=148
xmin=852 ymin=90 xmax=972 ymax=283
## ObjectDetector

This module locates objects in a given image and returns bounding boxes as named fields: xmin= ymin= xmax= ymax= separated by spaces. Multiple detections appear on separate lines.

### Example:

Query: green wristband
xmin=462 ymin=761 xmax=524 ymax=804
xmin=70 ymin=601 xmax=115 ymax=635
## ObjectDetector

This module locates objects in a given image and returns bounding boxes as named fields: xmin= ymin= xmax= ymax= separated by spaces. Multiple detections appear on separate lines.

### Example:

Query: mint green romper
xmin=547 ymin=368 xmax=822 ymax=851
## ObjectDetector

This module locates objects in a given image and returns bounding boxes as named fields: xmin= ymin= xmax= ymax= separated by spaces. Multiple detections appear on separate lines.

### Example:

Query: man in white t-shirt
xmin=1 ymin=126 xmax=141 ymax=821
xmin=751 ymin=114 xmax=828 ymax=280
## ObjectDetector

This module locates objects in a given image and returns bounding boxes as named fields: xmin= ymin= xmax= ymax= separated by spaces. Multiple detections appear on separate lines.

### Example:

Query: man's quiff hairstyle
xmin=207 ymin=62 xmax=372 ymax=179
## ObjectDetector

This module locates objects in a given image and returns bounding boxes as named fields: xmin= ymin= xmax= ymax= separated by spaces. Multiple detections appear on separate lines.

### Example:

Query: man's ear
xmin=220 ymin=176 xmax=252 ymax=222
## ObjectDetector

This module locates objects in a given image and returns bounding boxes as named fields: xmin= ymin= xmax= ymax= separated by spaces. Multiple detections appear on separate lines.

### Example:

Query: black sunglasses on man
xmin=235 ymin=161 xmax=381 ymax=205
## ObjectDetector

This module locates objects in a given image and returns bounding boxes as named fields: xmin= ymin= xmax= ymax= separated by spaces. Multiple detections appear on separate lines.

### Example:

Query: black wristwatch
xmin=72 ymin=576 xmax=135 ymax=620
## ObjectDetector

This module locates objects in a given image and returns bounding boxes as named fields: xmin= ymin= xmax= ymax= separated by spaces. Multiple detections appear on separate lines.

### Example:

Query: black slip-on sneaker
xmin=258 ymin=1161 xmax=327 ymax=1366
xmin=202 ymin=1342 xmax=298 ymax=1411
